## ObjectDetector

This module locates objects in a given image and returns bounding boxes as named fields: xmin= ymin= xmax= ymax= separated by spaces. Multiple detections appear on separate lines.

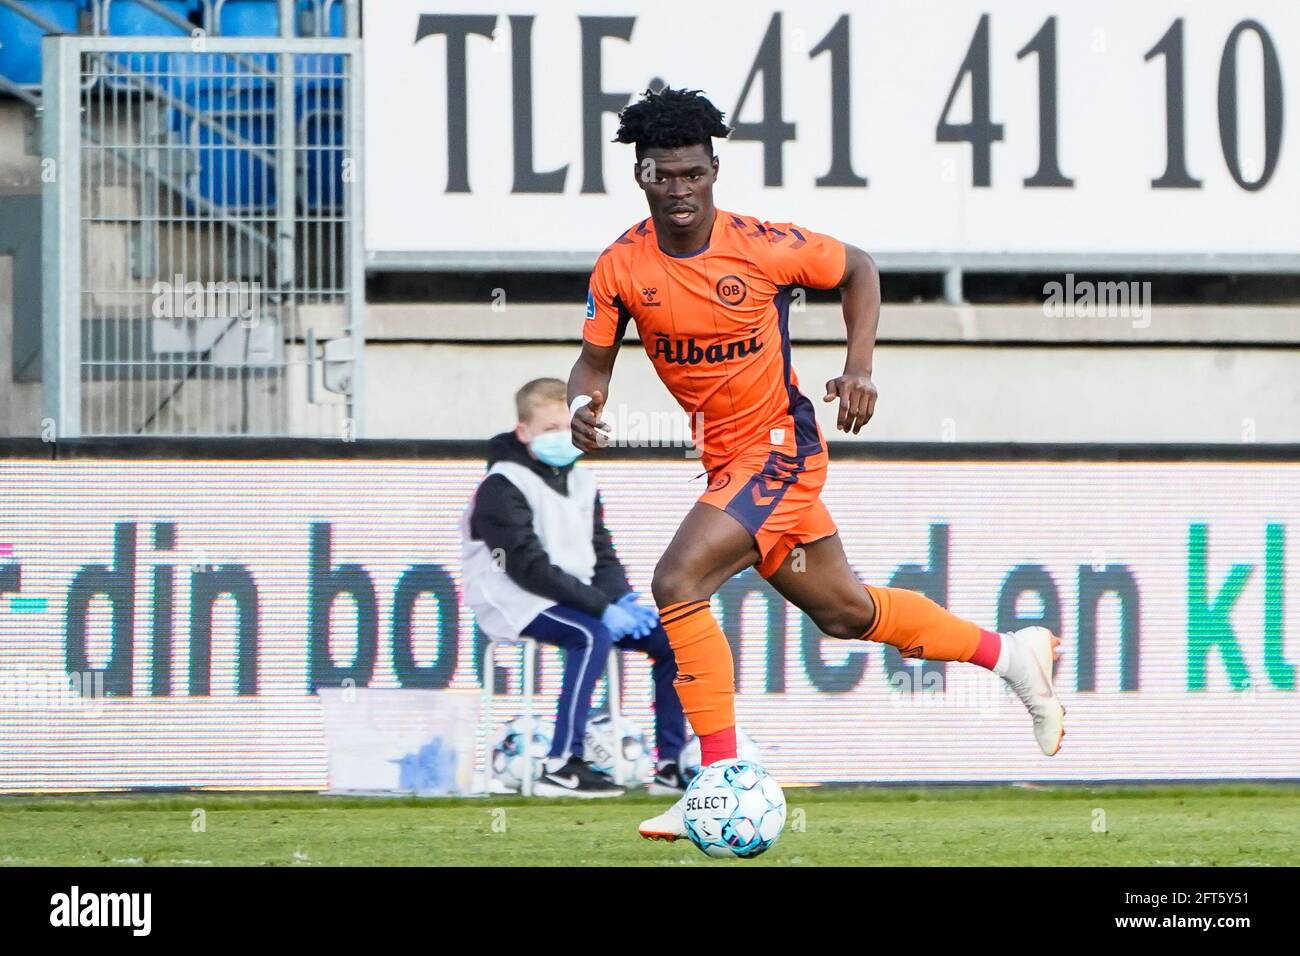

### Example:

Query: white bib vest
xmin=459 ymin=461 xmax=598 ymax=640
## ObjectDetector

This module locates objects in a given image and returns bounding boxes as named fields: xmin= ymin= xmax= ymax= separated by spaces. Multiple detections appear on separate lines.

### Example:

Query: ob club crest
xmin=715 ymin=274 xmax=748 ymax=306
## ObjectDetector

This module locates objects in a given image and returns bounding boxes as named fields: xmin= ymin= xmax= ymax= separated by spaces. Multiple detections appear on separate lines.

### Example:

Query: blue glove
xmin=617 ymin=592 xmax=660 ymax=639
xmin=637 ymin=611 xmax=659 ymax=638
xmin=601 ymin=601 xmax=640 ymax=639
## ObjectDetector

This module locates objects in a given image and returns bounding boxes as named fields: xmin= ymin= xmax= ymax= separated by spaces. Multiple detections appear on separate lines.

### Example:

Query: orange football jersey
xmin=583 ymin=209 xmax=847 ymax=470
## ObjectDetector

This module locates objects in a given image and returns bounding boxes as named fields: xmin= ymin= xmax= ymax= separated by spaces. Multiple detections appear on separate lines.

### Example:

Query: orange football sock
xmin=658 ymin=600 xmax=737 ymax=751
xmin=861 ymin=585 xmax=1001 ymax=667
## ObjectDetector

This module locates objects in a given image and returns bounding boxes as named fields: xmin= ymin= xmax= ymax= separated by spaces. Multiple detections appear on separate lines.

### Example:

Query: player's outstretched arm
xmin=824 ymin=243 xmax=881 ymax=434
xmin=568 ymin=340 xmax=616 ymax=452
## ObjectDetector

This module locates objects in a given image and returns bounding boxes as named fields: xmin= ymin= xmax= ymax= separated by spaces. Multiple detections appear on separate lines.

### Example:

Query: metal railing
xmin=41 ymin=34 xmax=364 ymax=438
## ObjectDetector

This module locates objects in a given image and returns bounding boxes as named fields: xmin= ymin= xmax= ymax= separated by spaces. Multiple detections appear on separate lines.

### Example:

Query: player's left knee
xmin=651 ymin=561 xmax=704 ymax=606
xmin=815 ymin=603 xmax=875 ymax=642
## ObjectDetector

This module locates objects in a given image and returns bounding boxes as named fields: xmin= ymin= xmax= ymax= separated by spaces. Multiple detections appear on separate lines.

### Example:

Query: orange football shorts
xmin=698 ymin=445 xmax=838 ymax=579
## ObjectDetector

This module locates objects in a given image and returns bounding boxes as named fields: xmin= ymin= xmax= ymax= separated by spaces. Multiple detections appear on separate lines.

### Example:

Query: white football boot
xmin=638 ymin=795 xmax=688 ymax=841
xmin=997 ymin=626 xmax=1066 ymax=756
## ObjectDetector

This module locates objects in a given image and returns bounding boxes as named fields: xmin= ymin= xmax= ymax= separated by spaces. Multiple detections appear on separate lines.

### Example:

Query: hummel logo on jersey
xmin=640 ymin=287 xmax=661 ymax=307
xmin=651 ymin=329 xmax=763 ymax=366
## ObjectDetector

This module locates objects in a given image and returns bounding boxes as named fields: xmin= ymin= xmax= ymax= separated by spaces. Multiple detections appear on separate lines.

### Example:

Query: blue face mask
xmin=528 ymin=430 xmax=583 ymax=468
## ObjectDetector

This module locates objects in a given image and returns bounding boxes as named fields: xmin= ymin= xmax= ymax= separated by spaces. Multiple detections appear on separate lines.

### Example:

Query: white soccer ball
xmin=583 ymin=714 xmax=654 ymax=787
xmin=682 ymin=759 xmax=786 ymax=859
xmin=490 ymin=716 xmax=554 ymax=792
xmin=679 ymin=727 xmax=764 ymax=786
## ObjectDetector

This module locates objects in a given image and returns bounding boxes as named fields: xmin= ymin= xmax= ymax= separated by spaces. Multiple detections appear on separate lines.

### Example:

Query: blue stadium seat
xmin=202 ymin=0 xmax=278 ymax=89
xmin=215 ymin=0 xmax=277 ymax=37
xmin=292 ymin=0 xmax=345 ymax=210
xmin=103 ymin=0 xmax=191 ymax=87
xmin=293 ymin=0 xmax=340 ymax=38
xmin=184 ymin=84 xmax=277 ymax=210
xmin=266 ymin=1 xmax=344 ymax=210
xmin=299 ymin=1 xmax=345 ymax=210
xmin=169 ymin=1 xmax=346 ymax=212
xmin=299 ymin=83 xmax=342 ymax=210
xmin=163 ymin=0 xmax=276 ymax=95
xmin=171 ymin=0 xmax=279 ymax=210
xmin=0 ymin=0 xmax=79 ymax=87
xmin=294 ymin=0 xmax=341 ymax=85
xmin=105 ymin=0 xmax=192 ymax=36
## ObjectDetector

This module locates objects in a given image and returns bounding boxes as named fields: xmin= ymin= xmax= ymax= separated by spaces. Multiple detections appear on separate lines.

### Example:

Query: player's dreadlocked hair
xmin=613 ymin=86 xmax=732 ymax=158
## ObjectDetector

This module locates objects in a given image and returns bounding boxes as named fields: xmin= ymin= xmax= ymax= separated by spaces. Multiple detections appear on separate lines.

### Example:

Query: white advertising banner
xmin=0 ymin=457 xmax=1297 ymax=791
xmin=318 ymin=687 xmax=479 ymax=794
xmin=364 ymin=0 xmax=1300 ymax=267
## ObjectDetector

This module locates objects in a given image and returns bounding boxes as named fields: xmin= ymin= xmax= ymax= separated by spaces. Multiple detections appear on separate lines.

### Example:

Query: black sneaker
xmin=533 ymin=756 xmax=626 ymax=799
xmin=647 ymin=762 xmax=686 ymax=797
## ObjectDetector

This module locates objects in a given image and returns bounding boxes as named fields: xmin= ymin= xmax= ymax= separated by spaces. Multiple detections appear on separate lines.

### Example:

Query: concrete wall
xmin=0 ymin=256 xmax=42 ymax=436
xmin=1 ymin=99 xmax=42 ymax=436
xmin=4 ymin=269 xmax=1298 ymax=441
xmin=360 ymin=303 xmax=1300 ymax=443
xmin=0 ymin=100 xmax=39 ymax=191
xmin=4 ymin=292 xmax=1298 ymax=441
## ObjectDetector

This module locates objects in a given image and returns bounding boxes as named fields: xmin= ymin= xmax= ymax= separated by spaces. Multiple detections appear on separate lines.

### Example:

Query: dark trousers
xmin=519 ymin=604 xmax=686 ymax=763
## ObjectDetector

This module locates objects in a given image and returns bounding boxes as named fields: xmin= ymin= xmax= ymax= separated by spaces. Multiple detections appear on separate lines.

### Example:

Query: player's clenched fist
xmin=570 ymin=389 xmax=613 ymax=452
xmin=823 ymin=372 xmax=878 ymax=434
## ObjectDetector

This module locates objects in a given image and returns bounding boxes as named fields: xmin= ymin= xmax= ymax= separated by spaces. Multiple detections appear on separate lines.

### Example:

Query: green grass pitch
xmin=2 ymin=785 xmax=1296 ymax=866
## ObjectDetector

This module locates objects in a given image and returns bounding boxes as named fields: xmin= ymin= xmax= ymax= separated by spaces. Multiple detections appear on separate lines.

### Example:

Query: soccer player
xmin=565 ymin=88 xmax=1065 ymax=839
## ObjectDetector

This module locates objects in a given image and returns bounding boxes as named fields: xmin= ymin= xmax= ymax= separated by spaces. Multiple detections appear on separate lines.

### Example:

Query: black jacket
xmin=467 ymin=431 xmax=632 ymax=618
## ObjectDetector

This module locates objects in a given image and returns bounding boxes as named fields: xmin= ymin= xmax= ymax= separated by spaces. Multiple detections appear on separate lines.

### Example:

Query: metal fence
xmin=41 ymin=34 xmax=364 ymax=438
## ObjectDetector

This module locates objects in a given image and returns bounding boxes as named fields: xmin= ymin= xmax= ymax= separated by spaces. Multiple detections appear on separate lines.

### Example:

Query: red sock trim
xmin=969 ymin=628 xmax=1002 ymax=671
xmin=700 ymin=726 xmax=738 ymax=765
